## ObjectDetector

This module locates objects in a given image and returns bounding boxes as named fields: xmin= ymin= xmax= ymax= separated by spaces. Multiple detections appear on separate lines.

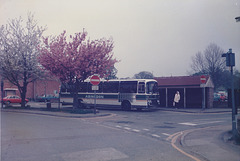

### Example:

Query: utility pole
xmin=222 ymin=49 xmax=237 ymax=139
xmin=1 ymin=78 xmax=4 ymax=108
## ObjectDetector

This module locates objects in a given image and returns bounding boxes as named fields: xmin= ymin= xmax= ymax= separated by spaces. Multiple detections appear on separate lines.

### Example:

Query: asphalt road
xmin=1 ymin=108 xmax=238 ymax=161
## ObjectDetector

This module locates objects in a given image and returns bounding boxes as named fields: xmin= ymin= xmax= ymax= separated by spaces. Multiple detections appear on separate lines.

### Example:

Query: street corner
xmin=178 ymin=125 xmax=240 ymax=161
xmin=169 ymin=130 xmax=202 ymax=161
xmin=221 ymin=129 xmax=240 ymax=148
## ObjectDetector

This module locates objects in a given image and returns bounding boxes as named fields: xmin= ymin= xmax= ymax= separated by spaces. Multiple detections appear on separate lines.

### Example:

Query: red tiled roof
xmin=154 ymin=75 xmax=210 ymax=87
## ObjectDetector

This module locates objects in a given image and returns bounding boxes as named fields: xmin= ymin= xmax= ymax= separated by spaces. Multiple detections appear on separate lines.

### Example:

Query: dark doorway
xmin=159 ymin=88 xmax=166 ymax=107
xmin=186 ymin=88 xmax=202 ymax=108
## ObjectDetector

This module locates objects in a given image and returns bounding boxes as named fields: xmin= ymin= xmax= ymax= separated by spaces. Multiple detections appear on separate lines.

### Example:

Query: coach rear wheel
xmin=121 ymin=101 xmax=131 ymax=111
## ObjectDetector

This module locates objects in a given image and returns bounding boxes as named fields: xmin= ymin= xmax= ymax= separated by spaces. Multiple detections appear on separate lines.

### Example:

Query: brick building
xmin=0 ymin=76 xmax=61 ymax=101
xmin=154 ymin=75 xmax=214 ymax=108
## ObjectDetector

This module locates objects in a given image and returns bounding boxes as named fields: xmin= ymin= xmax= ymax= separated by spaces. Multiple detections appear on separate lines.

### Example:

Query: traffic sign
xmin=90 ymin=75 xmax=100 ymax=85
xmin=92 ymin=85 xmax=99 ymax=91
xmin=200 ymin=75 xmax=207 ymax=84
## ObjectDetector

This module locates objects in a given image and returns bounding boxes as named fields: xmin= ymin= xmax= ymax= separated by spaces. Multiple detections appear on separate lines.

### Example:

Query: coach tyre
xmin=122 ymin=100 xmax=131 ymax=111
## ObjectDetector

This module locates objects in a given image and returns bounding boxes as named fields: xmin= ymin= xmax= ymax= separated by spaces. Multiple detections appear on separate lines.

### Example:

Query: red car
xmin=2 ymin=95 xmax=29 ymax=105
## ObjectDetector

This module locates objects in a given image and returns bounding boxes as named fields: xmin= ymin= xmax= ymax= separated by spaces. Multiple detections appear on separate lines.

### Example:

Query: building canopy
xmin=154 ymin=75 xmax=214 ymax=88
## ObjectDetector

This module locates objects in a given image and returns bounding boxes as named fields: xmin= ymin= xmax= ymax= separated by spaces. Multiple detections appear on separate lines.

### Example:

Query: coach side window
xmin=103 ymin=81 xmax=119 ymax=93
xmin=138 ymin=82 xmax=145 ymax=93
xmin=120 ymin=81 xmax=137 ymax=93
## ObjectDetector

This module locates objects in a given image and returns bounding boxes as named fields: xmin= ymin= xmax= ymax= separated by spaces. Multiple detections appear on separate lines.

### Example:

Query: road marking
xmin=179 ymin=122 xmax=197 ymax=126
xmin=179 ymin=120 xmax=224 ymax=126
xmin=124 ymin=127 xmax=131 ymax=130
xmin=162 ymin=133 xmax=171 ymax=136
xmin=166 ymin=132 xmax=182 ymax=141
xmin=151 ymin=134 xmax=161 ymax=138
xmin=132 ymin=129 xmax=140 ymax=132
xmin=169 ymin=125 xmax=225 ymax=161
xmin=115 ymin=125 xmax=122 ymax=128
xmin=195 ymin=121 xmax=224 ymax=125
xmin=115 ymin=126 xmax=140 ymax=133
xmin=143 ymin=128 xmax=150 ymax=131
xmin=171 ymin=131 xmax=201 ymax=161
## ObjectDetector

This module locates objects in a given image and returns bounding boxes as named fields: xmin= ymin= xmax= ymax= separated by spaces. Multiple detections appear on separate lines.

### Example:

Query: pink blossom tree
xmin=39 ymin=30 xmax=117 ymax=108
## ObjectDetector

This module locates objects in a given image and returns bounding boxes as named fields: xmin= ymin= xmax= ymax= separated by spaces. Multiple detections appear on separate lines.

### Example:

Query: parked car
xmin=36 ymin=95 xmax=58 ymax=102
xmin=220 ymin=93 xmax=227 ymax=102
xmin=214 ymin=93 xmax=221 ymax=101
xmin=214 ymin=92 xmax=228 ymax=102
xmin=2 ymin=95 xmax=29 ymax=105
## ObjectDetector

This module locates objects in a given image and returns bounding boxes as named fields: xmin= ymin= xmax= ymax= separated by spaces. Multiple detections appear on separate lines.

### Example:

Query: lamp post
xmin=222 ymin=49 xmax=237 ymax=139
xmin=235 ymin=16 xmax=240 ymax=22
xmin=235 ymin=16 xmax=240 ymax=139
xmin=1 ymin=78 xmax=4 ymax=109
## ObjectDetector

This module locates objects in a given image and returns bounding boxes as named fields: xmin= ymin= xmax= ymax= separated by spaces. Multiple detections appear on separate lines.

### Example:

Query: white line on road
xmin=178 ymin=122 xmax=197 ymax=126
xmin=132 ymin=129 xmax=140 ymax=132
xmin=162 ymin=133 xmax=171 ymax=136
xmin=151 ymin=134 xmax=161 ymax=138
xmin=124 ymin=127 xmax=131 ymax=130
xmin=195 ymin=121 xmax=224 ymax=125
xmin=143 ymin=128 xmax=150 ymax=131
xmin=179 ymin=120 xmax=224 ymax=126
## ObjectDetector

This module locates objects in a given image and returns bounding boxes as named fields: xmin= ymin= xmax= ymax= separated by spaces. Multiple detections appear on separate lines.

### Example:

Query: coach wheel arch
xmin=78 ymin=99 xmax=85 ymax=108
xmin=121 ymin=100 xmax=131 ymax=111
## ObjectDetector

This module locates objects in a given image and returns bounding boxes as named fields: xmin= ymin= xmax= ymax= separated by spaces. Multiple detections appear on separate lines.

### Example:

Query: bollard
xmin=47 ymin=102 xmax=51 ymax=109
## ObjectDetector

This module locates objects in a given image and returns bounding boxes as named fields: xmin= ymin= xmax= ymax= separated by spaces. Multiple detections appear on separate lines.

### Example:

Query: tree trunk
xmin=20 ymin=93 xmax=26 ymax=107
xmin=19 ymin=81 xmax=28 ymax=108
xmin=72 ymin=82 xmax=80 ymax=109
xmin=19 ymin=87 xmax=26 ymax=108
xmin=73 ymin=92 xmax=78 ymax=109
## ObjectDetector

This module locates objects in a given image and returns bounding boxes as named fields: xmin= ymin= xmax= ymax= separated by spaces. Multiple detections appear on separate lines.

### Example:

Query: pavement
xmin=177 ymin=125 xmax=240 ymax=161
xmin=1 ymin=102 xmax=112 ymax=118
xmin=1 ymin=102 xmax=235 ymax=119
xmin=158 ymin=106 xmax=234 ymax=114
xmin=160 ymin=106 xmax=240 ymax=161
xmin=1 ymin=102 xmax=240 ymax=161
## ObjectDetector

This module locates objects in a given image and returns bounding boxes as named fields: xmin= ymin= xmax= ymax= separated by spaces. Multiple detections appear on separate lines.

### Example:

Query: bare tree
xmin=0 ymin=13 xmax=46 ymax=107
xmin=190 ymin=43 xmax=227 ymax=89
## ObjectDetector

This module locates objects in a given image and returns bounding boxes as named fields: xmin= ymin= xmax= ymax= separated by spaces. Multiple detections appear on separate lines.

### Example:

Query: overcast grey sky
xmin=1 ymin=0 xmax=240 ymax=78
